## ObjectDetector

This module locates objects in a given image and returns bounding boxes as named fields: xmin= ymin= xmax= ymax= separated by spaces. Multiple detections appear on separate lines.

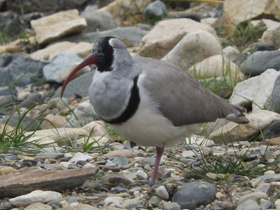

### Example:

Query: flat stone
xmin=98 ymin=0 xmax=151 ymax=25
xmin=9 ymin=190 xmax=62 ymax=207
xmin=139 ymin=18 xmax=217 ymax=59
xmin=238 ymin=192 xmax=268 ymax=204
xmin=31 ymin=9 xmax=86 ymax=45
xmin=236 ymin=199 xmax=260 ymax=210
xmin=43 ymin=53 xmax=90 ymax=83
xmin=0 ymin=168 xmax=97 ymax=198
xmin=25 ymin=202 xmax=52 ymax=210
xmin=31 ymin=41 xmax=92 ymax=61
xmin=41 ymin=114 xmax=67 ymax=129
xmin=105 ymin=149 xmax=135 ymax=158
xmin=164 ymin=202 xmax=182 ymax=210
xmin=210 ymin=110 xmax=280 ymax=142
xmin=0 ymin=166 xmax=17 ymax=175
xmin=68 ymin=202 xmax=100 ymax=210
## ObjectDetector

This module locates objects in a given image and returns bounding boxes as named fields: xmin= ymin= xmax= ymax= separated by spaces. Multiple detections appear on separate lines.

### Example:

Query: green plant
xmin=191 ymin=56 xmax=243 ymax=98
xmin=0 ymin=104 xmax=50 ymax=154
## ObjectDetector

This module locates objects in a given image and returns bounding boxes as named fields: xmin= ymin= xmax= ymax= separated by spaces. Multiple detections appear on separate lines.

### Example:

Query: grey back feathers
xmin=135 ymin=57 xmax=248 ymax=126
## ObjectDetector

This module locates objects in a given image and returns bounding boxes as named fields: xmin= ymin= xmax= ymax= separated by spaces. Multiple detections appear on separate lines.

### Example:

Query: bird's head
xmin=61 ymin=36 xmax=127 ymax=97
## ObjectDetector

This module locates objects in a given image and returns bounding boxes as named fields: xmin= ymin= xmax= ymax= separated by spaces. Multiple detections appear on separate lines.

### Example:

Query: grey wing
xmin=136 ymin=57 xmax=247 ymax=126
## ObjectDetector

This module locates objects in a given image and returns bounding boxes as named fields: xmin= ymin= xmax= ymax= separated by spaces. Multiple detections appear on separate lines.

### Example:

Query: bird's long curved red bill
xmin=61 ymin=54 xmax=97 ymax=97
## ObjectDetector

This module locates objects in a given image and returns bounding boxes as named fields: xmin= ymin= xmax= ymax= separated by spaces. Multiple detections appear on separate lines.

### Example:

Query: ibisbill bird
xmin=61 ymin=36 xmax=249 ymax=186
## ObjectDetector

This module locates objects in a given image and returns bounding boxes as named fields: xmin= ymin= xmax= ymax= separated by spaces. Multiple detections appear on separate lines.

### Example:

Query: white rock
xmin=104 ymin=197 xmax=124 ymax=207
xmin=69 ymin=152 xmax=93 ymax=163
xmin=223 ymin=0 xmax=280 ymax=31
xmin=275 ymin=199 xmax=280 ymax=209
xmin=188 ymin=54 xmax=244 ymax=80
xmin=162 ymin=30 xmax=222 ymax=71
xmin=66 ymin=100 xmax=97 ymax=128
xmin=238 ymin=192 xmax=268 ymax=204
xmin=139 ymin=18 xmax=217 ymax=59
xmin=31 ymin=9 xmax=87 ymax=45
xmin=9 ymin=190 xmax=62 ymax=207
xmin=156 ymin=185 xmax=169 ymax=200
xmin=182 ymin=150 xmax=195 ymax=158
xmin=70 ymin=202 xmax=99 ymax=210
xmin=136 ymin=170 xmax=148 ymax=180
xmin=186 ymin=135 xmax=214 ymax=146
xmin=230 ymin=69 xmax=280 ymax=112
xmin=31 ymin=41 xmax=92 ymax=61
xmin=264 ymin=170 xmax=275 ymax=175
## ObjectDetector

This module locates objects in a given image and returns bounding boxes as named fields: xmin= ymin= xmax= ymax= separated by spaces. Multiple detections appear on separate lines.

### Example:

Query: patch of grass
xmin=218 ymin=23 xmax=265 ymax=50
xmin=176 ymin=131 xmax=280 ymax=181
xmin=192 ymin=55 xmax=243 ymax=98
xmin=0 ymin=104 xmax=50 ymax=154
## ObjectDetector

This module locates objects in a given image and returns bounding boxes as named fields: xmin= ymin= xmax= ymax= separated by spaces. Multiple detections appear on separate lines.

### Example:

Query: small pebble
xmin=136 ymin=170 xmax=148 ymax=180
xmin=156 ymin=186 xmax=169 ymax=200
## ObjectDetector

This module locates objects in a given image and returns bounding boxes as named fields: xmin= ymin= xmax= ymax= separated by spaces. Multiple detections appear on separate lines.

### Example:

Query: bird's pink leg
xmin=150 ymin=146 xmax=164 ymax=186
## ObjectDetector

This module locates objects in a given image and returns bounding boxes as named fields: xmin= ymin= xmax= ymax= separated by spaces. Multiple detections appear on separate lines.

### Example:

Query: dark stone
xmin=54 ymin=71 xmax=94 ymax=98
xmin=172 ymin=181 xmax=216 ymax=210
xmin=0 ymin=168 xmax=97 ymax=198
xmin=254 ymin=43 xmax=276 ymax=51
xmin=240 ymin=51 xmax=280 ymax=76
xmin=2 ymin=111 xmax=42 ymax=131
xmin=6 ymin=0 xmax=96 ymax=14
xmin=102 ymin=172 xmax=132 ymax=187
xmin=0 ymin=86 xmax=16 ymax=96
xmin=0 ymin=11 xmax=21 ymax=37
xmin=144 ymin=0 xmax=167 ymax=20
xmin=262 ymin=120 xmax=280 ymax=139
xmin=0 ymin=53 xmax=48 ymax=87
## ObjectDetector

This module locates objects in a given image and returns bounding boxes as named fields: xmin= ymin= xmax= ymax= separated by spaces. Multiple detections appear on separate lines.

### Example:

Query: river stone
xmin=240 ymin=51 xmax=280 ymax=76
xmin=31 ymin=41 xmax=92 ymax=62
xmin=43 ymin=53 xmax=90 ymax=83
xmin=172 ymin=181 xmax=216 ymax=210
xmin=0 ymin=168 xmax=97 ymax=198
xmin=139 ymin=18 xmax=217 ymax=59
xmin=81 ymin=8 xmax=117 ymax=32
xmin=162 ymin=30 xmax=222 ymax=71
xmin=9 ymin=190 xmax=62 ymax=207
xmin=144 ymin=0 xmax=167 ymax=19
xmin=0 ymin=53 xmax=48 ymax=87
xmin=31 ymin=9 xmax=87 ymax=45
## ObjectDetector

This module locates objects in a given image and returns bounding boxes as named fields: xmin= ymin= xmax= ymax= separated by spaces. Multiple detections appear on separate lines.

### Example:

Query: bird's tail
xmin=225 ymin=105 xmax=249 ymax=124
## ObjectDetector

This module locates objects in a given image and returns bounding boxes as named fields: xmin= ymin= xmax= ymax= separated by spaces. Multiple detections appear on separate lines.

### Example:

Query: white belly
xmin=111 ymin=85 xmax=202 ymax=147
